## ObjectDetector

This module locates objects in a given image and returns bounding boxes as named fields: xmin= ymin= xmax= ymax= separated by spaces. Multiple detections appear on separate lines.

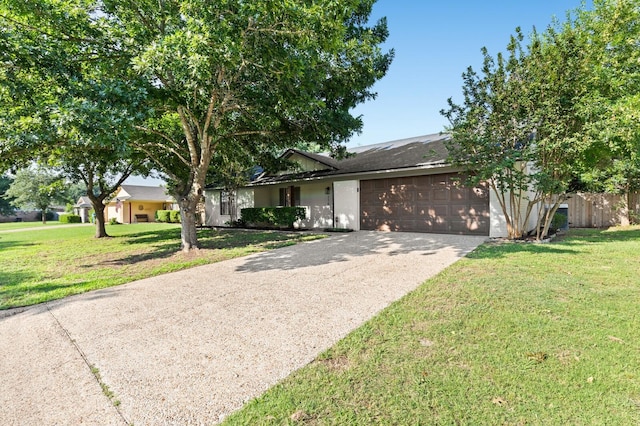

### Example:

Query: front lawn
xmin=0 ymin=221 xmax=70 ymax=231
xmin=223 ymin=226 xmax=640 ymax=425
xmin=0 ymin=224 xmax=324 ymax=310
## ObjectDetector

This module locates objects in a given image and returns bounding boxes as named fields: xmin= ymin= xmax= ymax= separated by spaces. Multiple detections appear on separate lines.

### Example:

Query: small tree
xmin=442 ymin=31 xmax=541 ymax=239
xmin=0 ymin=174 xmax=16 ymax=216
xmin=443 ymin=17 xmax=592 ymax=240
xmin=4 ymin=168 xmax=64 ymax=224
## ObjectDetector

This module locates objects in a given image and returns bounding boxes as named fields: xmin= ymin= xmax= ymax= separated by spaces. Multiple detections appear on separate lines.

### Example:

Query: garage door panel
xmin=360 ymin=174 xmax=489 ymax=235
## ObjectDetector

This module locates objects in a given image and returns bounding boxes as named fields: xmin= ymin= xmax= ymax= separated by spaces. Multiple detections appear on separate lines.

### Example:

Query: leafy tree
xmin=0 ymin=174 xmax=15 ymax=216
xmin=0 ymin=1 xmax=154 ymax=237
xmin=441 ymin=31 xmax=542 ymax=239
xmin=4 ymin=168 xmax=64 ymax=224
xmin=442 ymin=0 xmax=640 ymax=238
xmin=102 ymin=0 xmax=393 ymax=251
xmin=575 ymin=0 xmax=640 ymax=224
xmin=1 ymin=0 xmax=392 ymax=250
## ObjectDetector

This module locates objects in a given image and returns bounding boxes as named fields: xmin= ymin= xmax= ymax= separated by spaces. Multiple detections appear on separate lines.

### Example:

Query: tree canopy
xmin=1 ymin=0 xmax=393 ymax=250
xmin=4 ymin=167 xmax=64 ymax=224
xmin=442 ymin=0 xmax=640 ymax=238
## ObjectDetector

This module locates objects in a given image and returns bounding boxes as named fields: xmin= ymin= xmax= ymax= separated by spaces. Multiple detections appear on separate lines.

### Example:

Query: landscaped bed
xmin=0 ymin=223 xmax=324 ymax=310
xmin=222 ymin=226 xmax=640 ymax=425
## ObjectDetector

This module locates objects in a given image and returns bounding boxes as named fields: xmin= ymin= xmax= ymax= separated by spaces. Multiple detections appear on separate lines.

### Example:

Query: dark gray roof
xmin=253 ymin=133 xmax=451 ymax=185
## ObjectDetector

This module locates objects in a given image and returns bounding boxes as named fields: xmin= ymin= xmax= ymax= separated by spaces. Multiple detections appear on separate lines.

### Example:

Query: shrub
xmin=169 ymin=210 xmax=181 ymax=223
xmin=156 ymin=210 xmax=171 ymax=223
xmin=551 ymin=212 xmax=567 ymax=232
xmin=240 ymin=207 xmax=306 ymax=229
xmin=108 ymin=217 xmax=120 ymax=225
xmin=59 ymin=214 xmax=82 ymax=223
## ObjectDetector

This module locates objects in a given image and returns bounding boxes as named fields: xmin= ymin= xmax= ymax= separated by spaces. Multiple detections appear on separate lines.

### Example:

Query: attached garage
xmin=360 ymin=173 xmax=490 ymax=235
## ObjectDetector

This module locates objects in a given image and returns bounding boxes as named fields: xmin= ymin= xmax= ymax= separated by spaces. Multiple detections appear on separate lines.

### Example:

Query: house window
xmin=220 ymin=191 xmax=232 ymax=215
xmin=279 ymin=186 xmax=301 ymax=207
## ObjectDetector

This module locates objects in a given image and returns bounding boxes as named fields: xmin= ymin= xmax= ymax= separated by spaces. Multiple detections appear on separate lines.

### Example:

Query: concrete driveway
xmin=0 ymin=231 xmax=485 ymax=425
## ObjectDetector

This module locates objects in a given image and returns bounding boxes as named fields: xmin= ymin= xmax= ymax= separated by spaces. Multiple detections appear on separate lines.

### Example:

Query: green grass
xmin=223 ymin=226 xmax=640 ymax=425
xmin=0 ymin=224 xmax=324 ymax=310
xmin=0 ymin=221 xmax=72 ymax=231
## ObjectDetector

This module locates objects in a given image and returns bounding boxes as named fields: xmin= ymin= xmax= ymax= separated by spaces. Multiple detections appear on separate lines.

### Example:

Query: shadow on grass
xmin=467 ymin=241 xmax=579 ymax=259
xmin=0 ymin=270 xmax=40 ymax=288
xmin=92 ymin=229 xmax=309 ymax=266
xmin=0 ymin=239 xmax=36 ymax=251
xmin=1 ymin=279 xmax=91 ymax=312
xmin=468 ymin=227 xmax=640 ymax=260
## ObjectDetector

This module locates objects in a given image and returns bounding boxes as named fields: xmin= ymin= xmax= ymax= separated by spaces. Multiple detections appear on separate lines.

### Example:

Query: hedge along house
xmin=203 ymin=134 xmax=530 ymax=237
xmin=106 ymin=184 xmax=177 ymax=224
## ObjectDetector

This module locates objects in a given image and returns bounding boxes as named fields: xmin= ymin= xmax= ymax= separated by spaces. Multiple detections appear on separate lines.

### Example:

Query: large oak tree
xmin=2 ymin=0 xmax=392 ymax=250
xmin=105 ymin=0 xmax=393 ymax=250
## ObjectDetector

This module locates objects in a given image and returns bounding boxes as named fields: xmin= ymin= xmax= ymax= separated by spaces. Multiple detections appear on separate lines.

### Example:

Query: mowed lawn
xmin=0 ymin=223 xmax=324 ymax=310
xmin=223 ymin=226 xmax=640 ymax=425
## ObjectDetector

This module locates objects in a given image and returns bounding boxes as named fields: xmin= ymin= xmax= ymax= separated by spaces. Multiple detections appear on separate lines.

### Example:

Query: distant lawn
xmin=0 ymin=221 xmax=71 ymax=231
xmin=223 ymin=226 xmax=640 ymax=425
xmin=0 ymin=224 xmax=324 ymax=310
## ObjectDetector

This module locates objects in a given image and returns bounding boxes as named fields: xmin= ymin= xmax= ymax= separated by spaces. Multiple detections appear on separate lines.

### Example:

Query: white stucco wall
xmin=333 ymin=180 xmax=360 ymax=230
xmin=489 ymin=184 xmax=540 ymax=238
xmin=204 ymin=188 xmax=254 ymax=227
xmin=297 ymin=182 xmax=333 ymax=229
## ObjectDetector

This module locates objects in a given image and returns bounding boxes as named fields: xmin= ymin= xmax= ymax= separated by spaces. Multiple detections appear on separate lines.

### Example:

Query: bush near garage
xmin=240 ymin=207 xmax=306 ymax=229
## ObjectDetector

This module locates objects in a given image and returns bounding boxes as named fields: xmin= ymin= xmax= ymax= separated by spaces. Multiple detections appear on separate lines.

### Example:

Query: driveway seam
xmin=45 ymin=303 xmax=129 ymax=425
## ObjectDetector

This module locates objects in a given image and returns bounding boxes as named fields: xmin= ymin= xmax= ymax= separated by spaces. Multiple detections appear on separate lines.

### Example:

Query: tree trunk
xmin=88 ymin=196 xmax=109 ymax=238
xmin=94 ymin=202 xmax=109 ymax=238
xmin=179 ymin=197 xmax=200 ymax=252
xmin=41 ymin=209 xmax=47 ymax=225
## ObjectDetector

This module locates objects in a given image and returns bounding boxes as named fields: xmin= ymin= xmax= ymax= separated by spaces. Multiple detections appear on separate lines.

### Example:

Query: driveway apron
xmin=0 ymin=231 xmax=486 ymax=425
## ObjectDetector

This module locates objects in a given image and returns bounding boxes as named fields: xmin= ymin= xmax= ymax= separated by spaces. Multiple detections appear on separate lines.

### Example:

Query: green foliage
xmin=0 ymin=174 xmax=15 ymax=215
xmin=4 ymin=168 xmax=65 ymax=218
xmin=108 ymin=217 xmax=120 ymax=225
xmin=6 ymin=0 xmax=390 ymax=250
xmin=59 ymin=214 xmax=82 ymax=224
xmin=169 ymin=210 xmax=180 ymax=223
xmin=550 ymin=211 xmax=567 ymax=232
xmin=155 ymin=210 xmax=172 ymax=223
xmin=241 ymin=207 xmax=306 ymax=229
xmin=442 ymin=0 xmax=640 ymax=238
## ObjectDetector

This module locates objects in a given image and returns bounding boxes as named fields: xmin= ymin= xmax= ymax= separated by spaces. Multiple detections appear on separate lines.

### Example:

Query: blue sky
xmin=346 ymin=0 xmax=592 ymax=147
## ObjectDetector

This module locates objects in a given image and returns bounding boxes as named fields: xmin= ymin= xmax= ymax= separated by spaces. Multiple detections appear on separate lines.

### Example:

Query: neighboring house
xmin=106 ymin=185 xmax=176 ymax=224
xmin=204 ymin=133 xmax=512 ymax=237
xmin=73 ymin=196 xmax=93 ymax=223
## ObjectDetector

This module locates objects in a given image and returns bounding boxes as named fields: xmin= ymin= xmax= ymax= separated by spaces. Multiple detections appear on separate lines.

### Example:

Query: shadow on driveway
xmin=235 ymin=231 xmax=487 ymax=272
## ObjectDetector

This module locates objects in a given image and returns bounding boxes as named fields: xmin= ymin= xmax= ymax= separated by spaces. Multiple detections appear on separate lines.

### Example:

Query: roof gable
xmin=114 ymin=185 xmax=174 ymax=202
xmin=279 ymin=149 xmax=338 ymax=174
xmin=255 ymin=133 xmax=451 ymax=184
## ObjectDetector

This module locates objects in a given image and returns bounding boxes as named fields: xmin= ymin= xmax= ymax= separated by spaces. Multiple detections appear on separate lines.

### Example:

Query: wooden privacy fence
xmin=566 ymin=192 xmax=640 ymax=228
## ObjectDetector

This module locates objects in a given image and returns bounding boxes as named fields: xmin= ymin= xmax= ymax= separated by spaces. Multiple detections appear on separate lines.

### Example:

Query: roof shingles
xmin=254 ymin=133 xmax=450 ymax=185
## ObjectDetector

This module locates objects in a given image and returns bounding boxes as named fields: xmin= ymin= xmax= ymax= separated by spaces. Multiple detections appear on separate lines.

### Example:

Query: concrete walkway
xmin=0 ymin=231 xmax=486 ymax=425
